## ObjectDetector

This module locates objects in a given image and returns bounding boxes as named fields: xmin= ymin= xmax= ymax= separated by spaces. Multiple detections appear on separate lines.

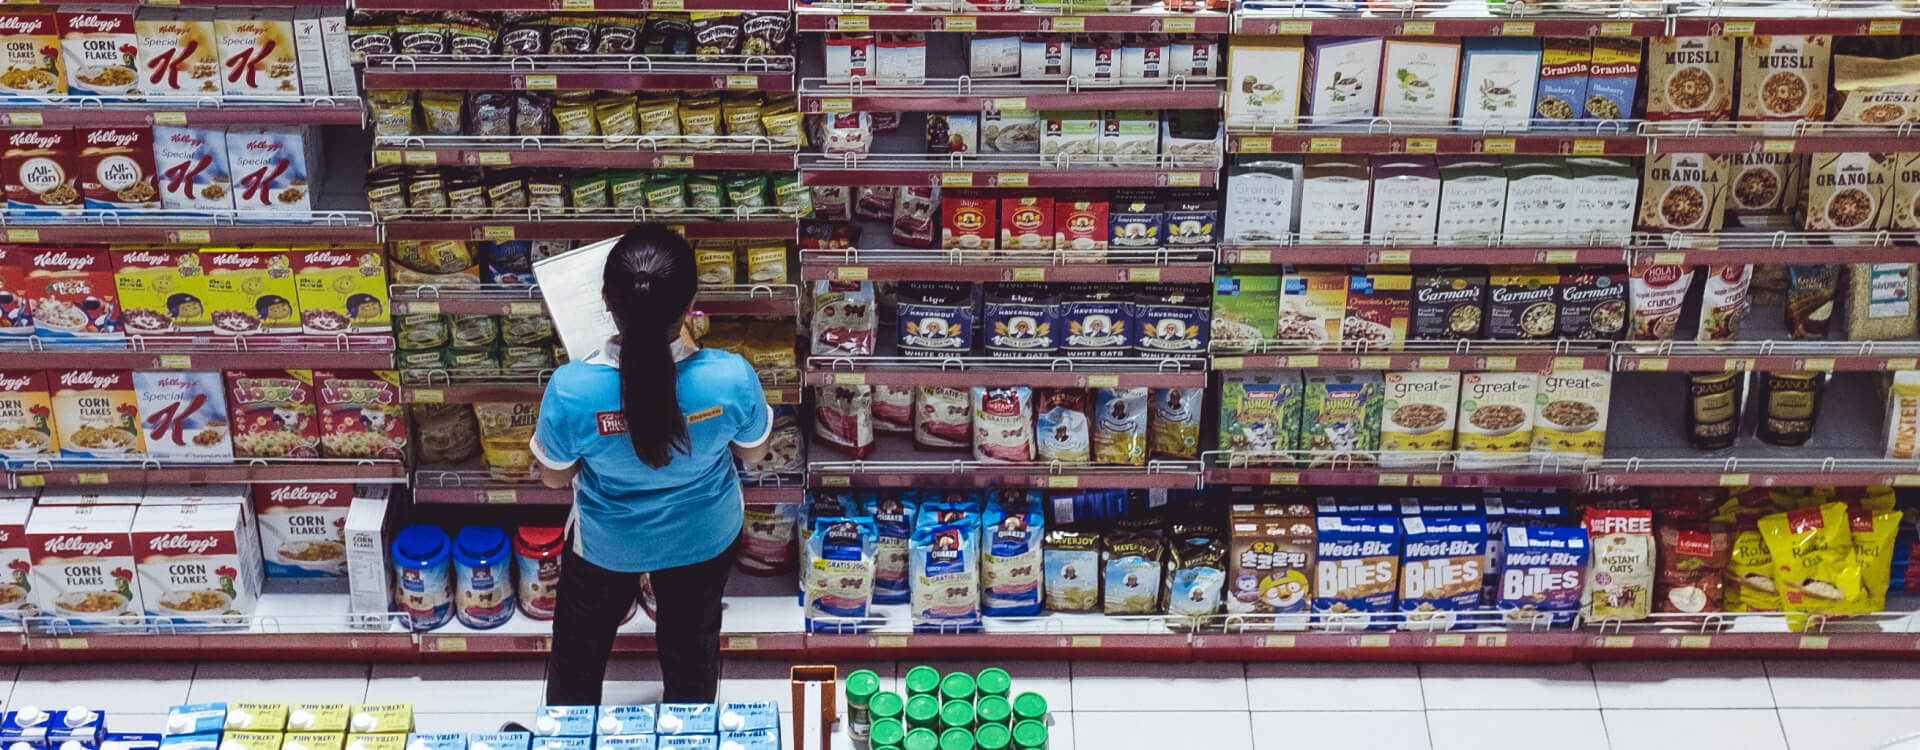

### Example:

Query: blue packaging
xmin=101 ymin=735 xmax=162 ymax=750
xmin=863 ymin=494 xmax=917 ymax=605
xmin=1397 ymin=497 xmax=1485 ymax=516
xmin=530 ymin=738 xmax=588 ymax=750
xmin=1108 ymin=189 xmax=1163 ymax=248
xmin=982 ymin=283 xmax=1059 ymax=359
xmin=1132 ymin=285 xmax=1209 ymax=358
xmin=454 ymin=526 xmax=516 ymax=630
xmin=896 ymin=282 xmax=977 ymax=358
xmin=531 ymin=707 xmax=594 ymax=738
xmin=717 ymin=730 xmax=776 ymax=750
xmin=1313 ymin=514 xmax=1401 ymax=631
xmin=49 ymin=712 xmax=104 ymax=744
xmin=164 ymin=705 xmax=227 ymax=737
xmin=981 ymin=497 xmax=1044 ymax=617
xmin=156 ymin=734 xmax=217 ymax=750
xmin=392 ymin=525 xmax=454 ymax=631
xmin=910 ymin=502 xmax=983 ymax=632
xmin=58 ymin=742 xmax=99 ymax=750
xmin=1397 ymin=514 xmax=1487 ymax=631
xmin=594 ymin=707 xmax=655 ymax=737
xmin=1534 ymin=38 xmax=1591 ymax=128
xmin=3 ymin=710 xmax=54 ymax=745
xmin=482 ymin=242 xmax=536 ymax=285
xmin=652 ymin=706 xmax=714 ymax=737
xmin=1059 ymin=287 xmax=1133 ymax=358
xmin=652 ymin=739 xmax=712 ymax=750
xmin=715 ymin=704 xmax=778 ymax=734
xmin=466 ymin=733 xmax=530 ymax=750
xmin=1495 ymin=525 xmax=1589 ymax=627
xmin=591 ymin=738 xmax=652 ymax=750
xmin=803 ymin=515 xmax=877 ymax=633
xmin=1313 ymin=497 xmax=1396 ymax=515
xmin=403 ymin=734 xmax=465 ymax=750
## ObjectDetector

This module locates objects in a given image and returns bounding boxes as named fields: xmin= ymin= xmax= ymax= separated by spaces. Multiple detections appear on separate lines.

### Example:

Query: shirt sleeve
xmin=531 ymin=374 xmax=581 ymax=470
xmin=732 ymin=358 xmax=773 ymax=449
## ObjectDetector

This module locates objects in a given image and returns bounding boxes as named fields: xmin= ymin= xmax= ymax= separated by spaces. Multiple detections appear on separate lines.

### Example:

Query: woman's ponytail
xmin=603 ymin=225 xmax=699 ymax=468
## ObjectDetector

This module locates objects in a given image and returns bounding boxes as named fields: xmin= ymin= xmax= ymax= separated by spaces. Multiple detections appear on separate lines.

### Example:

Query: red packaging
xmin=76 ymin=127 xmax=158 ymax=211
xmin=3 ymin=128 xmax=80 ymax=215
xmin=513 ymin=526 xmax=562 ymax=619
xmin=314 ymin=369 xmax=407 ymax=460
xmin=890 ymin=185 xmax=935 ymax=248
xmin=813 ymin=384 xmax=874 ymax=458
xmin=999 ymin=195 xmax=1054 ymax=252
xmin=226 ymin=369 xmax=319 ymax=459
xmin=1054 ymin=189 xmax=1109 ymax=259
xmin=941 ymin=191 xmax=995 ymax=253
xmin=24 ymin=246 xmax=121 ymax=341
xmin=0 ymin=246 xmax=30 ymax=337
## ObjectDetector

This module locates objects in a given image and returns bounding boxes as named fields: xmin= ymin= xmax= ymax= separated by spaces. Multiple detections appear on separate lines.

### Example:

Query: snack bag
xmin=1398 ymin=514 xmax=1487 ymax=631
xmin=981 ymin=495 xmax=1044 ymax=617
xmin=1091 ymin=387 xmax=1148 ymax=465
xmin=863 ymin=493 xmax=916 ymax=605
xmin=813 ymin=384 xmax=873 ymax=459
xmin=1581 ymin=508 xmax=1654 ymax=622
xmin=1496 ymin=525 xmax=1588 ymax=628
xmin=1758 ymin=502 xmax=1869 ymax=629
xmin=1149 ymin=387 xmax=1203 ymax=459
xmin=1164 ymin=522 xmax=1225 ymax=621
xmin=913 ymin=386 xmax=970 ymax=451
xmin=1725 ymin=521 xmax=1780 ymax=612
xmin=803 ymin=515 xmax=877 ymax=633
xmin=1654 ymin=522 xmax=1732 ymax=613
xmin=1043 ymin=527 xmax=1100 ymax=612
xmin=1313 ymin=514 xmax=1400 ymax=631
xmin=1102 ymin=522 xmax=1164 ymax=615
xmin=1850 ymin=504 xmax=1903 ymax=612
xmin=910 ymin=505 xmax=982 ymax=631
xmin=873 ymin=385 xmax=914 ymax=434
xmin=796 ymin=491 xmax=861 ymax=598
xmin=972 ymin=386 xmax=1034 ymax=463
xmin=1034 ymin=387 xmax=1091 ymax=463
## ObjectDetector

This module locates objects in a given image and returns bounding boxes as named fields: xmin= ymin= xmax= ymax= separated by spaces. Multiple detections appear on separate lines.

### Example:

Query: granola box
xmin=1555 ymin=265 xmax=1627 ymax=341
xmin=77 ymin=126 xmax=159 ymax=212
xmin=226 ymin=126 xmax=310 ymax=214
xmin=292 ymin=248 xmax=389 ymax=335
xmin=1897 ymin=153 xmax=1920 ymax=232
xmin=1277 ymin=268 xmax=1346 ymax=347
xmin=56 ymin=7 xmax=140 ymax=100
xmin=26 ymin=503 xmax=140 ymax=627
xmin=0 ymin=10 xmax=66 ymax=100
xmin=1806 ymin=152 xmax=1894 ymax=232
xmin=253 ymin=482 xmax=350 ymax=578
xmin=113 ymin=247 xmax=209 ymax=334
xmin=1457 ymin=38 xmax=1539 ymax=131
xmin=1313 ymin=513 xmax=1399 ymax=630
xmin=1456 ymin=371 xmax=1539 ymax=469
xmin=1638 ymin=153 xmax=1728 ymax=233
xmin=215 ymin=8 xmax=300 ymax=97
xmin=135 ymin=8 xmax=220 ymax=97
xmin=27 ymin=247 xmax=122 ymax=343
xmin=1728 ymin=152 xmax=1796 ymax=225
xmin=0 ymin=370 xmax=55 ymax=458
xmin=51 ymin=368 xmax=142 ymax=458
xmin=1398 ymin=514 xmax=1486 ymax=631
xmin=1487 ymin=265 xmax=1560 ymax=340
xmin=4 ymin=128 xmax=82 ymax=216
xmin=204 ymin=248 xmax=298 ymax=336
xmin=315 ymin=369 xmax=406 ymax=461
xmin=1583 ymin=37 xmax=1640 ymax=120
xmin=226 ymin=369 xmax=319 ymax=459
xmin=132 ymin=370 xmax=232 ymax=463
xmin=1534 ymin=38 xmax=1590 ymax=126
xmin=152 ymin=125 xmax=234 ymax=214
xmin=0 ymin=497 xmax=33 ymax=622
xmin=131 ymin=502 xmax=259 ymax=623
xmin=1380 ymin=370 xmax=1460 ymax=469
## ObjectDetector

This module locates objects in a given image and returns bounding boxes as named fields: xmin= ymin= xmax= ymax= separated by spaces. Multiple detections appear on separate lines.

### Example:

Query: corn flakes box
xmin=51 ymin=368 xmax=143 ymax=458
xmin=226 ymin=126 xmax=310 ymax=214
xmin=0 ymin=370 xmax=57 ymax=458
xmin=292 ymin=248 xmax=389 ymax=335
xmin=204 ymin=248 xmax=299 ymax=336
xmin=131 ymin=502 xmax=257 ymax=624
xmin=215 ymin=8 xmax=300 ymax=98
xmin=0 ymin=496 xmax=35 ymax=623
xmin=0 ymin=10 xmax=66 ymax=100
xmin=226 ymin=369 xmax=319 ymax=459
xmin=135 ymin=8 xmax=220 ymax=97
xmin=77 ymin=126 xmax=159 ymax=212
xmin=56 ymin=7 xmax=140 ymax=100
xmin=133 ymin=370 xmax=232 ymax=463
xmin=26 ymin=504 xmax=141 ymax=627
xmin=0 ymin=246 xmax=32 ymax=336
xmin=252 ymin=482 xmax=349 ymax=578
xmin=153 ymin=126 xmax=234 ymax=214
xmin=113 ymin=247 xmax=208 ymax=334
xmin=315 ymin=369 xmax=406 ymax=461
xmin=26 ymin=247 xmax=122 ymax=344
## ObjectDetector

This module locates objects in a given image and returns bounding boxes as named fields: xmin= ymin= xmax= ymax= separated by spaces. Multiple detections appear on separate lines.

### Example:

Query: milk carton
xmin=26 ymin=504 xmax=140 ymax=627
xmin=131 ymin=503 xmax=259 ymax=624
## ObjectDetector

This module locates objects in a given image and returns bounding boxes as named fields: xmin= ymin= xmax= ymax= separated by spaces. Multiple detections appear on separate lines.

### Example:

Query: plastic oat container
xmin=1010 ymin=694 xmax=1045 ymax=724
xmin=937 ymin=729 xmax=973 ymax=750
xmin=903 ymin=729 xmax=938 ymax=750
xmin=869 ymin=720 xmax=904 ymax=750
xmin=938 ymin=673 xmax=976 ymax=705
xmin=975 ymin=723 xmax=1011 ymax=750
xmin=904 ymin=696 xmax=939 ymax=732
xmin=974 ymin=669 xmax=1011 ymax=700
xmin=1011 ymin=721 xmax=1047 ymax=750
xmin=904 ymin=666 xmax=941 ymax=699
xmin=974 ymin=697 xmax=1011 ymax=729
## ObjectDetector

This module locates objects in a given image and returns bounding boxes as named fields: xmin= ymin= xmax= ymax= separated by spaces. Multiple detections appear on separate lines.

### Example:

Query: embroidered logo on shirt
xmin=686 ymin=405 xmax=723 ymax=424
xmin=596 ymin=411 xmax=629 ymax=435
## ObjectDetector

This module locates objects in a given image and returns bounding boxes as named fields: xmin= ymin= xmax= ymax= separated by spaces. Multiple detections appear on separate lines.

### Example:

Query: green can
xmin=871 ymin=718 xmax=906 ymax=749
xmin=938 ymin=700 xmax=974 ymax=733
xmin=938 ymin=729 xmax=975 ymax=750
xmin=1012 ymin=720 xmax=1048 ymax=750
xmin=975 ymin=722 xmax=1012 ymax=750
xmin=975 ymin=668 xmax=1012 ymax=699
xmin=846 ymin=669 xmax=880 ymax=737
xmin=975 ymin=695 xmax=1012 ymax=728
xmin=1011 ymin=692 xmax=1047 ymax=723
xmin=904 ymin=728 xmax=940 ymax=750
xmin=873 ymin=691 xmax=906 ymax=724
xmin=939 ymin=672 xmax=976 ymax=704
xmin=905 ymin=665 xmax=942 ymax=698
xmin=875 ymin=746 xmax=903 ymax=750
xmin=905 ymin=695 xmax=941 ymax=731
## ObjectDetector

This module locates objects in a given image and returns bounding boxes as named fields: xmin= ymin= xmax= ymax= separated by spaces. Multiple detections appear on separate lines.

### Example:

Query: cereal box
xmin=0 ymin=246 xmax=29 ymax=336
xmin=1496 ymin=524 xmax=1588 ymax=627
xmin=215 ymin=8 xmax=300 ymax=97
xmin=1398 ymin=514 xmax=1486 ymax=631
xmin=290 ymin=8 xmax=329 ymax=98
xmin=1304 ymin=36 xmax=1382 ymax=123
xmin=1380 ymin=371 xmax=1459 ymax=469
xmin=1531 ymin=369 xmax=1611 ymax=461
xmin=226 ymin=126 xmax=310 ymax=214
xmin=292 ymin=248 xmax=389 ymax=335
xmin=1457 ymin=38 xmax=1540 ymax=131
xmin=0 ymin=370 xmax=55 ymax=458
xmin=1456 ymin=370 xmax=1539 ymax=469
xmin=1313 ymin=513 xmax=1399 ymax=630
xmin=77 ymin=126 xmax=159 ymax=212
xmin=1738 ymin=36 xmax=1830 ymax=128
xmin=1584 ymin=37 xmax=1640 ymax=120
xmin=132 ymin=370 xmax=233 ymax=463
xmin=204 ymin=248 xmax=299 ymax=335
xmin=1647 ymin=36 xmax=1733 ymax=121
xmin=51 ymin=368 xmax=143 ymax=458
xmin=0 ymin=10 xmax=66 ymax=100
xmin=253 ymin=482 xmax=349 ymax=578
xmin=56 ymin=7 xmax=140 ymax=100
xmin=152 ymin=125 xmax=234 ymax=214
xmin=26 ymin=246 xmax=120 ymax=343
xmin=1343 ymin=272 xmax=1410 ymax=349
xmin=0 ymin=497 xmax=33 ymax=623
xmin=131 ymin=502 xmax=260 ymax=623
xmin=940 ymin=192 xmax=994 ymax=254
xmin=1217 ymin=370 xmax=1302 ymax=461
xmin=1534 ymin=38 xmax=1590 ymax=127
xmin=315 ymin=370 xmax=406 ymax=460
xmin=226 ymin=369 xmax=319 ymax=459
xmin=344 ymin=487 xmax=389 ymax=622
xmin=1277 ymin=268 xmax=1346 ymax=347
xmin=113 ymin=247 xmax=209 ymax=334
xmin=1225 ymin=37 xmax=1304 ymax=130
xmin=1301 ymin=370 xmax=1382 ymax=466
xmin=4 ymin=128 xmax=82 ymax=216
xmin=26 ymin=503 xmax=141 ymax=627
xmin=1225 ymin=513 xmax=1314 ymax=623
xmin=135 ymin=8 xmax=219 ymax=97
xmin=1379 ymin=38 xmax=1459 ymax=122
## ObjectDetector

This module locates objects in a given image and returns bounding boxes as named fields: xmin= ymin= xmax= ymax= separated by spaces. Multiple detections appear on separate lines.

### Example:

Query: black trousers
xmin=546 ymin=542 xmax=734 ymax=705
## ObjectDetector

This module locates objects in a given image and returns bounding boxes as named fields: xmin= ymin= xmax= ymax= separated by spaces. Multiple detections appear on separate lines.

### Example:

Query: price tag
xmin=1484 ymin=356 xmax=1516 ymax=370
xmin=1418 ymin=356 xmax=1452 ymax=369
xmin=1803 ymin=358 xmax=1835 ymax=371
xmin=1599 ymin=22 xmax=1635 ymax=35
xmin=1167 ymin=172 xmax=1203 ymax=187
xmin=1237 ymin=137 xmax=1273 ymax=154
xmin=1413 ymin=474 xmax=1443 ymax=487
xmin=1086 ymin=375 xmax=1120 ymax=388
xmin=75 ymin=473 xmax=108 ymax=485
xmin=436 ymin=637 xmax=469 ymax=653
xmin=1047 ymin=475 xmax=1080 ymax=488
xmin=726 ymin=75 xmax=758 ymax=89
xmin=1680 ymin=635 xmax=1712 ymax=648
xmin=1894 ymin=474 xmax=1920 ymax=487
xmin=1602 ymin=636 xmax=1635 ymax=648
xmin=1652 ymin=252 xmax=1687 ymax=265
xmin=1405 ymin=137 xmax=1437 ymax=154
xmin=1358 ymin=356 xmax=1391 ymax=369
xmin=1376 ymin=250 xmax=1410 ymax=264
xmin=1571 ymin=139 xmax=1604 ymax=155
xmin=410 ymin=301 xmax=441 ymax=315
xmin=1400 ymin=21 xmax=1434 ymax=35
xmin=1434 ymin=634 xmax=1466 ymax=647
xmin=1799 ymin=635 xmax=1829 ymax=649
xmin=819 ymin=98 xmax=853 ymax=113
xmin=832 ymin=373 xmax=866 ymax=386
xmin=1286 ymin=355 xmax=1319 ymax=368
xmin=524 ymin=74 xmax=558 ymax=90
xmin=659 ymin=154 xmax=695 ymax=169
xmin=1719 ymin=474 xmax=1750 ymax=487
xmin=6 ymin=112 xmax=42 ymax=127
xmin=1721 ymin=20 xmax=1755 ymax=34
xmin=875 ymin=635 xmax=909 ymax=647
xmin=1235 ymin=249 xmax=1271 ymax=264
xmin=996 ymin=172 xmax=1029 ymax=188
xmin=1277 ymin=20 xmax=1312 ymax=33
xmin=481 ymin=225 xmax=516 ymax=241
xmin=158 ymin=355 xmax=193 ymax=369
xmin=653 ymin=0 xmax=684 ymax=8
xmin=403 ymin=150 xmax=438 ymax=165
xmin=477 ymin=152 xmax=512 ymax=166
xmin=1886 ymin=358 xmax=1918 ymax=371
xmin=1726 ymin=358 xmax=1755 ymax=371
xmin=374 ymin=150 xmax=402 ymax=165
xmin=486 ymin=490 xmax=517 ymax=504
xmin=1267 ymin=472 xmax=1299 ymax=485
xmin=764 ymin=388 xmax=787 ymax=405
xmin=992 ymin=97 xmax=1028 ymax=112
xmin=56 ymin=638 xmax=87 ymax=649
xmin=1481 ymin=138 xmax=1515 ymax=154
xmin=1308 ymin=137 xmax=1343 ymax=153
xmin=1870 ymin=19 xmax=1902 ymax=34
xmin=6 ymin=229 xmax=37 ymax=242
xmin=838 ymin=14 xmax=869 ymax=30
xmin=820 ymin=475 xmax=851 ymax=487
xmin=1501 ymin=21 xmax=1534 ymax=35
xmin=941 ymin=172 xmax=975 ymax=188
xmin=1477 ymin=634 xmax=1507 ymax=647
xmin=1051 ymin=16 xmax=1084 ymax=32
xmin=561 ymin=0 xmax=594 ymax=9
xmin=1011 ymin=267 xmax=1046 ymax=282
xmin=1071 ymin=635 xmax=1102 ymax=648
xmin=836 ymin=266 xmax=868 ymax=281
xmin=1377 ymin=474 xmax=1409 ymax=487
xmin=174 ymin=229 xmax=210 ymax=243
xmin=1127 ymin=268 xmax=1161 ymax=283
xmin=1553 ymin=357 xmax=1588 ymax=370
xmin=1162 ymin=17 xmax=1195 ymax=32
xmin=1213 ymin=356 xmax=1244 ymax=370
xmin=1533 ymin=250 xmax=1575 ymax=265
xmin=727 ymin=636 xmax=759 ymax=650
xmin=1263 ymin=635 xmax=1295 ymax=648
xmin=413 ymin=390 xmax=444 ymax=404
xmin=943 ymin=16 xmax=976 ymax=31
xmin=1358 ymin=634 xmax=1390 ymax=647
xmin=18 ymin=475 xmax=42 ymax=487
xmin=507 ymin=301 xmax=544 ymax=316
xmin=152 ymin=112 xmax=187 ymax=126
xmin=1636 ymin=358 xmax=1668 ymax=371
xmin=1762 ymin=139 xmax=1795 ymax=153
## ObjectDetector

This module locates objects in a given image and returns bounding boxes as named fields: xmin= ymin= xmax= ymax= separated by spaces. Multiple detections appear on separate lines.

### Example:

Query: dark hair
xmin=604 ymin=224 xmax=699 ymax=468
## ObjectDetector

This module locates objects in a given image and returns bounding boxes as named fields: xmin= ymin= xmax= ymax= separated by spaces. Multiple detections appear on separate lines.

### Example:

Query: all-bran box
xmin=113 ymin=247 xmax=209 ymax=334
xmin=27 ymin=246 xmax=121 ymax=343
xmin=0 ymin=9 xmax=67 ymax=100
xmin=77 ymin=126 xmax=158 ymax=212
xmin=292 ymin=248 xmax=389 ymax=335
xmin=51 ymin=367 xmax=143 ymax=458
xmin=133 ymin=370 xmax=233 ymax=463
xmin=253 ymin=482 xmax=350 ymax=579
xmin=56 ymin=7 xmax=140 ymax=100
xmin=1397 ymin=514 xmax=1486 ymax=631
xmin=0 ymin=246 xmax=30 ymax=336
xmin=215 ymin=8 xmax=300 ymax=97
xmin=152 ymin=125 xmax=234 ymax=214
xmin=5 ymin=128 xmax=82 ymax=216
xmin=226 ymin=126 xmax=310 ymax=214
xmin=0 ymin=370 xmax=57 ymax=459
xmin=0 ymin=497 xmax=34 ymax=623
xmin=26 ymin=503 xmax=141 ymax=627
xmin=134 ymin=8 xmax=219 ymax=98
xmin=1313 ymin=513 xmax=1399 ymax=631
xmin=204 ymin=248 xmax=298 ymax=335
xmin=131 ymin=503 xmax=258 ymax=624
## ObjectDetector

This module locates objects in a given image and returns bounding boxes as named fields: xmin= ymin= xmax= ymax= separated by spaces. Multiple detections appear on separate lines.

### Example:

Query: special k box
xmin=131 ymin=502 xmax=259 ymax=624
xmin=253 ymin=482 xmax=349 ymax=578
xmin=0 ymin=497 xmax=32 ymax=623
xmin=152 ymin=125 xmax=233 ymax=214
xmin=226 ymin=126 xmax=310 ymax=214
xmin=215 ymin=7 xmax=300 ymax=98
xmin=26 ymin=503 xmax=141 ymax=627
xmin=136 ymin=8 xmax=220 ymax=98
xmin=56 ymin=6 xmax=140 ymax=100
xmin=0 ymin=10 xmax=66 ymax=100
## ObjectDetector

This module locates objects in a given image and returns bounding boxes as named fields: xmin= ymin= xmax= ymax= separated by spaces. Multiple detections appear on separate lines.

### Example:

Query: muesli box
xmin=1298 ymin=156 xmax=1369 ymax=241
xmin=215 ymin=8 xmax=300 ymax=97
xmin=4 ymin=128 xmax=82 ymax=216
xmin=1647 ymin=36 xmax=1733 ymax=121
xmin=77 ymin=126 xmax=159 ymax=212
xmin=1378 ymin=38 xmax=1458 ymax=122
xmin=253 ymin=482 xmax=350 ymax=579
xmin=1304 ymin=36 xmax=1382 ymax=123
xmin=51 ymin=368 xmax=142 ymax=458
xmin=0 ymin=9 xmax=66 ymax=100
xmin=226 ymin=126 xmax=311 ymax=214
xmin=56 ymin=7 xmax=140 ymax=100
xmin=292 ymin=248 xmax=389 ymax=335
xmin=131 ymin=503 xmax=259 ymax=624
xmin=226 ymin=369 xmax=319 ymax=459
xmin=0 ymin=497 xmax=33 ymax=623
xmin=1501 ymin=158 xmax=1570 ymax=242
xmin=132 ymin=370 xmax=232 ymax=463
xmin=1737 ymin=35 xmax=1829 ymax=128
xmin=135 ymin=8 xmax=220 ymax=97
xmin=0 ymin=370 xmax=55 ymax=458
xmin=152 ymin=125 xmax=234 ymax=214
xmin=1566 ymin=157 xmax=1638 ymax=241
xmin=1457 ymin=38 xmax=1540 ymax=131
xmin=315 ymin=369 xmax=406 ymax=460
xmin=26 ymin=503 xmax=141 ymax=627
xmin=1435 ymin=156 xmax=1506 ymax=244
xmin=113 ymin=247 xmax=209 ymax=334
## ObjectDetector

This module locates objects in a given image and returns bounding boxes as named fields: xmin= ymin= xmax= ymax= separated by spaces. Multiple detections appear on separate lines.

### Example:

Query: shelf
xmin=412 ymin=468 xmax=805 ymax=507
xmin=799 ymin=154 xmax=1218 ymax=188
xmin=796 ymin=8 xmax=1234 ymax=32
xmin=808 ymin=354 xmax=1207 ymax=388
xmin=362 ymin=55 xmax=795 ymax=93
xmin=380 ymin=211 xmax=797 ymax=242
xmin=405 ymin=374 xmax=802 ymax=405
xmin=0 ymin=336 xmax=395 ymax=370
xmin=355 ymin=0 xmax=789 ymax=8
xmin=1229 ymin=2 xmax=1920 ymax=37
xmin=1613 ymin=344 xmax=1920 ymax=374
xmin=0 ymin=97 xmax=364 ymax=128
xmin=809 ymin=435 xmax=1205 ymax=489
xmin=391 ymin=284 xmax=799 ymax=317
xmin=1221 ymin=231 xmax=1919 ymax=267
xmin=372 ymin=136 xmax=797 ymax=171
xmin=801 ymin=78 xmax=1224 ymax=114
xmin=1219 ymin=244 xmax=1633 ymax=266
xmin=3 ymin=459 xmax=406 ymax=490
xmin=20 ymin=583 xmax=414 ymax=662
xmin=1228 ymin=120 xmax=1920 ymax=156
xmin=800 ymin=248 xmax=1215 ymax=283
xmin=1211 ymin=341 xmax=1612 ymax=372
xmin=0 ymin=212 xmax=379 ymax=246
xmin=1204 ymin=465 xmax=1590 ymax=490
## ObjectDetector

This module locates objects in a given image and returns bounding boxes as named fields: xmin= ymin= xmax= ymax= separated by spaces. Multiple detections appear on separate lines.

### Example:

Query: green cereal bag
xmin=1302 ymin=370 xmax=1383 ymax=466
xmin=1211 ymin=269 xmax=1281 ymax=351
xmin=1217 ymin=370 xmax=1302 ymax=464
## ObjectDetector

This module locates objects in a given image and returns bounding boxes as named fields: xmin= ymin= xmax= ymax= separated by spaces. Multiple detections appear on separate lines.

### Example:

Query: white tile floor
xmin=14 ymin=660 xmax=1920 ymax=750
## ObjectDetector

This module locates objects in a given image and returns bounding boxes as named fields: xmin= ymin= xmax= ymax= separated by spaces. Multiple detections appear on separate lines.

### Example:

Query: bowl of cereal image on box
xmin=1540 ymin=398 xmax=1601 ymax=433
xmin=277 ymin=540 xmax=347 ymax=574
xmin=156 ymin=588 xmax=235 ymax=617
xmin=1388 ymin=402 xmax=1451 ymax=436
xmin=1825 ymin=188 xmax=1875 ymax=230
xmin=68 ymin=425 xmax=137 ymax=455
xmin=55 ymin=590 xmax=130 ymax=616
xmin=1466 ymin=403 xmax=1529 ymax=437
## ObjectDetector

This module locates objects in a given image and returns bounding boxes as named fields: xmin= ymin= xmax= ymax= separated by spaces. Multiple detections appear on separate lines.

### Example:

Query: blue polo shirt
xmin=531 ymin=340 xmax=770 ymax=573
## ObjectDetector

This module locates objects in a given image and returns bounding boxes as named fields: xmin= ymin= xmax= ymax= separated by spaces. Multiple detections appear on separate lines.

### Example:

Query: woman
xmin=531 ymin=224 xmax=771 ymax=705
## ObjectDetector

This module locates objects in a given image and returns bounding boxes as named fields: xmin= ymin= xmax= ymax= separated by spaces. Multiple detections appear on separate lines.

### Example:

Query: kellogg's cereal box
xmin=292 ymin=248 xmax=389 ymax=335
xmin=1313 ymin=513 xmax=1399 ymax=631
xmin=215 ymin=8 xmax=300 ymax=98
xmin=4 ymin=128 xmax=81 ymax=216
xmin=0 ymin=497 xmax=33 ymax=622
xmin=131 ymin=503 xmax=258 ymax=624
xmin=0 ymin=9 xmax=66 ymax=100
xmin=0 ymin=370 xmax=55 ymax=458
xmin=26 ymin=503 xmax=140 ymax=627
xmin=315 ymin=369 xmax=406 ymax=460
xmin=56 ymin=7 xmax=140 ymax=100
xmin=133 ymin=370 xmax=232 ymax=463
xmin=253 ymin=482 xmax=349 ymax=578
xmin=0 ymin=246 xmax=29 ymax=336
xmin=226 ymin=369 xmax=319 ymax=458
xmin=152 ymin=125 xmax=233 ymax=214
xmin=26 ymin=246 xmax=120 ymax=343
xmin=226 ymin=126 xmax=310 ymax=214
xmin=1397 ymin=514 xmax=1486 ymax=631
xmin=113 ymin=247 xmax=208 ymax=334
xmin=51 ymin=368 xmax=142 ymax=458
xmin=77 ymin=126 xmax=158 ymax=212
xmin=135 ymin=8 xmax=219 ymax=97
xmin=204 ymin=248 xmax=298 ymax=335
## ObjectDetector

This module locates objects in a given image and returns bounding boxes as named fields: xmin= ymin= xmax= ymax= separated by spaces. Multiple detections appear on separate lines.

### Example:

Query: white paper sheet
xmin=532 ymin=235 xmax=620 ymax=362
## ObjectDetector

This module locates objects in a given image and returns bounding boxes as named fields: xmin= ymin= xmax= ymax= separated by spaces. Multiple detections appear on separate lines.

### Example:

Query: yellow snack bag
xmin=1724 ymin=524 xmax=1779 ymax=612
xmin=1757 ymin=502 xmax=1868 ymax=629
xmin=1849 ymin=505 xmax=1903 ymax=612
